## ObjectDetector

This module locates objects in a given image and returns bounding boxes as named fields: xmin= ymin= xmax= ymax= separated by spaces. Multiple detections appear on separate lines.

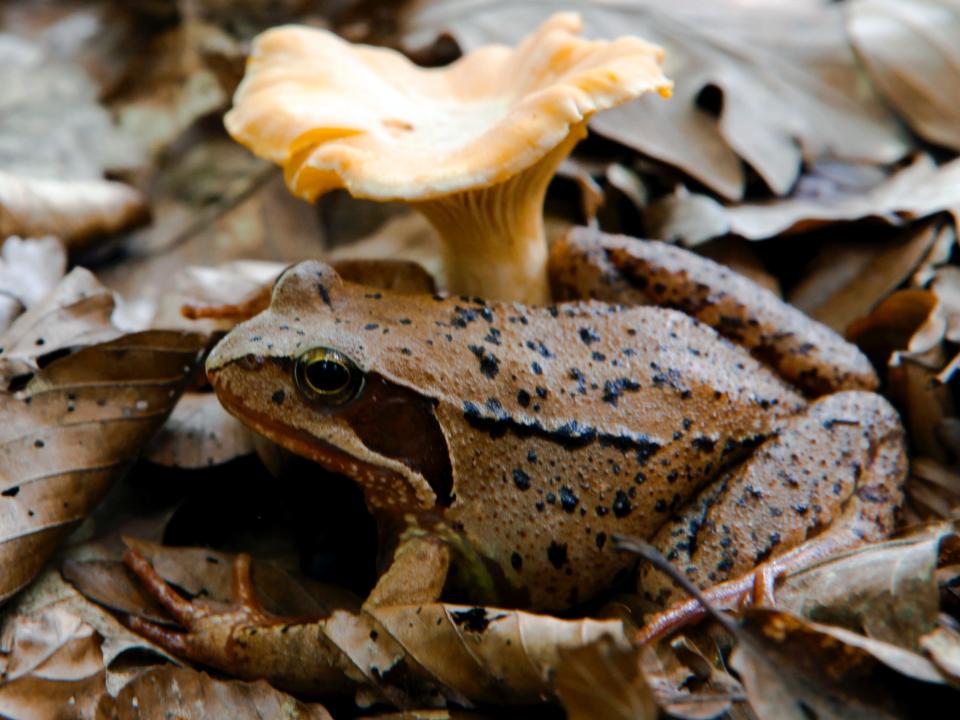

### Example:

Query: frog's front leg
xmin=635 ymin=389 xmax=907 ymax=642
xmin=122 ymin=550 xmax=355 ymax=694
xmin=549 ymin=228 xmax=877 ymax=396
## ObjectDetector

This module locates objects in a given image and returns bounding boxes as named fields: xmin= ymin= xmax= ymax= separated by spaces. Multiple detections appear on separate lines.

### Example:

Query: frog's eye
xmin=295 ymin=348 xmax=363 ymax=406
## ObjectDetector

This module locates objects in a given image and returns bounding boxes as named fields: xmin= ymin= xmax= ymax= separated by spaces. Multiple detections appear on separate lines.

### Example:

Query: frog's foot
xmin=550 ymin=228 xmax=878 ymax=395
xmin=364 ymin=531 xmax=451 ymax=609
xmin=635 ymin=390 xmax=907 ymax=644
xmin=122 ymin=549 xmax=349 ymax=693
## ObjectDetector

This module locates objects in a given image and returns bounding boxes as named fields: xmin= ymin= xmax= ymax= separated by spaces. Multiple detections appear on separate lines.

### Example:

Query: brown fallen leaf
xmin=554 ymin=636 xmax=657 ymax=720
xmin=849 ymin=0 xmax=960 ymax=153
xmin=98 ymin=666 xmax=334 ymax=720
xmin=0 ymin=268 xmax=123 ymax=386
xmin=368 ymin=602 xmax=628 ymax=704
xmin=404 ymin=0 xmax=908 ymax=200
xmin=0 ymin=26 xmax=145 ymax=247
xmin=0 ymin=331 xmax=204 ymax=604
xmin=776 ymin=524 xmax=952 ymax=650
xmin=647 ymin=154 xmax=960 ymax=245
xmin=730 ymin=609 xmax=948 ymax=720
xmin=0 ymin=603 xmax=105 ymax=720
xmin=641 ymin=637 xmax=743 ymax=719
xmin=143 ymin=393 xmax=255 ymax=469
xmin=0 ymin=172 xmax=147 ymax=249
xmin=787 ymin=220 xmax=946 ymax=333
xmin=920 ymin=627 xmax=960 ymax=684
xmin=0 ymin=236 xmax=66 ymax=335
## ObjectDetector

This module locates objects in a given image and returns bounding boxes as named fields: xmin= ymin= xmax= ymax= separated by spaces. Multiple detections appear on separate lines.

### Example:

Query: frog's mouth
xmin=208 ymin=360 xmax=450 ymax=511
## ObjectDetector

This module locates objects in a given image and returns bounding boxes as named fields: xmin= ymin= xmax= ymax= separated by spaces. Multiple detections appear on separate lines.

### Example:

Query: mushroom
xmin=225 ymin=13 xmax=671 ymax=303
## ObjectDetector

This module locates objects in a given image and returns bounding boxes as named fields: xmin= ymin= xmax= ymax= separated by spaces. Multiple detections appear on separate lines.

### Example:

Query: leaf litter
xmin=0 ymin=0 xmax=959 ymax=717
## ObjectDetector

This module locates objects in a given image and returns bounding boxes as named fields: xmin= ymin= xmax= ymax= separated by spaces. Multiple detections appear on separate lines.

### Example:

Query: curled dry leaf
xmin=0 ymin=267 xmax=122 ymax=386
xmin=0 ymin=331 xmax=205 ymax=604
xmin=920 ymin=627 xmax=960 ymax=683
xmin=647 ymin=155 xmax=960 ymax=245
xmin=143 ymin=393 xmax=255 ymax=469
xmin=0 ymin=604 xmax=105 ymax=720
xmin=368 ymin=603 xmax=628 ymax=704
xmin=553 ymin=636 xmax=657 ymax=720
xmin=788 ymin=220 xmax=945 ymax=333
xmin=0 ymin=28 xmax=145 ymax=247
xmin=404 ymin=0 xmax=908 ymax=200
xmin=0 ymin=172 xmax=147 ymax=249
xmin=776 ymin=523 xmax=952 ymax=650
xmin=730 ymin=609 xmax=947 ymax=720
xmin=99 ymin=666 xmax=334 ymax=720
xmin=0 ymin=235 xmax=66 ymax=336
xmin=849 ymin=0 xmax=960 ymax=153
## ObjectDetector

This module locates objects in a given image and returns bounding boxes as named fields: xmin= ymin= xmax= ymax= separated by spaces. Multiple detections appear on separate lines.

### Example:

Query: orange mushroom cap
xmin=225 ymin=12 xmax=672 ymax=203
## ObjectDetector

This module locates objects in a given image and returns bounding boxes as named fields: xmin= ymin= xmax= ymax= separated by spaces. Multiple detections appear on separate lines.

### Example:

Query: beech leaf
xmin=0 ymin=331 xmax=205 ymax=603
xmin=99 ymin=666 xmax=334 ymax=720
xmin=849 ymin=0 xmax=960 ymax=153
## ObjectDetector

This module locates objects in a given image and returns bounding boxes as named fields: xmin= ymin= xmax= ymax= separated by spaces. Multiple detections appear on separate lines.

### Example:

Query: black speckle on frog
xmin=547 ymin=541 xmax=569 ymax=569
xmin=468 ymin=344 xmax=500 ymax=379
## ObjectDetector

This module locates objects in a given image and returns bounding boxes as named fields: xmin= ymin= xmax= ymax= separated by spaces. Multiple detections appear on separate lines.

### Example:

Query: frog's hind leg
xmin=635 ymin=390 xmax=906 ymax=643
xmin=549 ymin=228 xmax=877 ymax=395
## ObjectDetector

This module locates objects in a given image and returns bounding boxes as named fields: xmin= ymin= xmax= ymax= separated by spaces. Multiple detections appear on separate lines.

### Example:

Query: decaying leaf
xmin=730 ymin=609 xmax=948 ymax=720
xmin=849 ymin=0 xmax=960 ymax=153
xmin=99 ymin=666 xmax=334 ymax=720
xmin=647 ymin=154 xmax=960 ymax=245
xmin=404 ymin=0 xmax=908 ymax=200
xmin=0 ymin=172 xmax=147 ymax=249
xmin=0 ymin=603 xmax=105 ymax=720
xmin=920 ymin=627 xmax=960 ymax=683
xmin=776 ymin=524 xmax=953 ymax=649
xmin=143 ymin=393 xmax=255 ymax=469
xmin=368 ymin=603 xmax=628 ymax=704
xmin=0 ymin=268 xmax=122 ymax=386
xmin=0 ymin=236 xmax=66 ymax=335
xmin=0 ymin=27 xmax=145 ymax=247
xmin=554 ymin=636 xmax=657 ymax=720
xmin=787 ymin=220 xmax=947 ymax=333
xmin=0 ymin=331 xmax=204 ymax=604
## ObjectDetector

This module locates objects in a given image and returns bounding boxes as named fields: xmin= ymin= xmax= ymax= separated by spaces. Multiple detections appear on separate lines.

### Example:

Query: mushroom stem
xmin=414 ymin=123 xmax=587 ymax=304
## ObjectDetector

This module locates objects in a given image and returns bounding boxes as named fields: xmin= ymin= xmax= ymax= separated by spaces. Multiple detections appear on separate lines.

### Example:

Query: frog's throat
xmin=212 ymin=380 xmax=434 ymax=512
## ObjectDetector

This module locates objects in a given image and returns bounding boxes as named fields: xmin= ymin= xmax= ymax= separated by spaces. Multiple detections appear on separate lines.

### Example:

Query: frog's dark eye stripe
xmin=295 ymin=347 xmax=363 ymax=406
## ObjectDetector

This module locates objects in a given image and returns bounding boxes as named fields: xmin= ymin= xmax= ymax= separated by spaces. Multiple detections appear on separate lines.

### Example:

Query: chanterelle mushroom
xmin=225 ymin=13 xmax=671 ymax=302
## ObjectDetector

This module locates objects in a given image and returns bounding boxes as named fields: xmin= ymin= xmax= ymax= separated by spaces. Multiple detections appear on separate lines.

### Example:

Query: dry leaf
xmin=368 ymin=603 xmax=627 ymax=704
xmin=647 ymin=154 xmax=960 ymax=245
xmin=0 ymin=28 xmax=145 ymax=247
xmin=849 ymin=0 xmax=960 ymax=152
xmin=920 ymin=627 xmax=960 ymax=683
xmin=0 ymin=331 xmax=204 ymax=603
xmin=329 ymin=213 xmax=443 ymax=287
xmin=730 ymin=609 xmax=947 ymax=720
xmin=0 ymin=604 xmax=105 ymax=720
xmin=0 ymin=172 xmax=147 ymax=249
xmin=143 ymin=393 xmax=255 ymax=468
xmin=776 ymin=524 xmax=952 ymax=650
xmin=98 ymin=666 xmax=334 ymax=720
xmin=788 ymin=220 xmax=945 ymax=333
xmin=0 ymin=268 xmax=122 ymax=386
xmin=554 ymin=636 xmax=657 ymax=720
xmin=0 ymin=236 xmax=67 ymax=335
xmin=404 ymin=0 xmax=908 ymax=200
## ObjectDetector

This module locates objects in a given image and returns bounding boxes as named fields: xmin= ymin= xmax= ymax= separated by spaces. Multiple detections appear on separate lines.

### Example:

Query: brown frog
xmin=122 ymin=228 xmax=906 ymax=686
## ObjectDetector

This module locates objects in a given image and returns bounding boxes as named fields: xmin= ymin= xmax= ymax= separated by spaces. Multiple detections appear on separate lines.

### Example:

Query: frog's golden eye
xmin=295 ymin=348 xmax=363 ymax=406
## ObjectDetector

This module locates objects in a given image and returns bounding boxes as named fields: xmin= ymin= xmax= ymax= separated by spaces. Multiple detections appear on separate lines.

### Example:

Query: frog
xmin=121 ymin=227 xmax=906 ymax=692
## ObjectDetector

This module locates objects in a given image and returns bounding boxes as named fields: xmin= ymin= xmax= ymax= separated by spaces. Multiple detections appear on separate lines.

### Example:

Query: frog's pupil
xmin=306 ymin=359 xmax=350 ymax=393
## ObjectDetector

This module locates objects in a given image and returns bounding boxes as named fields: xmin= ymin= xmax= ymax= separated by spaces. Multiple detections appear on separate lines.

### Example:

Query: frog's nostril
xmin=238 ymin=353 xmax=265 ymax=370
